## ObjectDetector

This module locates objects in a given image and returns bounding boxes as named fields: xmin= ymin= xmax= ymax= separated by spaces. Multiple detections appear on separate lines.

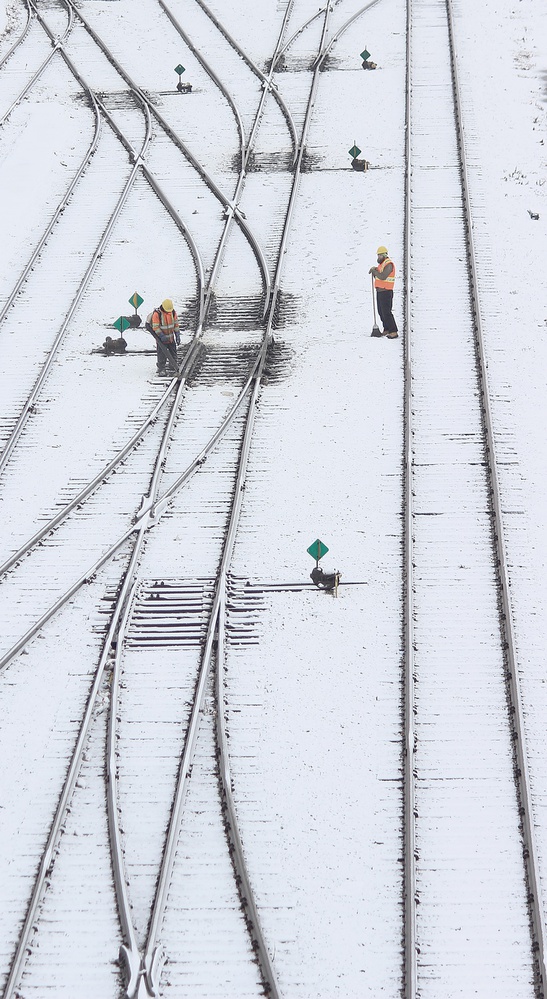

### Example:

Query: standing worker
xmin=369 ymin=247 xmax=398 ymax=339
xmin=147 ymin=298 xmax=181 ymax=374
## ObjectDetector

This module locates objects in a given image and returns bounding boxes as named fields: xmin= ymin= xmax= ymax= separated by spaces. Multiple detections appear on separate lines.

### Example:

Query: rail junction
xmin=0 ymin=0 xmax=545 ymax=996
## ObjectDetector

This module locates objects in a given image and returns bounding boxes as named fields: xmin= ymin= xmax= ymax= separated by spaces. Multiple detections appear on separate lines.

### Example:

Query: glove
xmin=175 ymin=334 xmax=180 ymax=346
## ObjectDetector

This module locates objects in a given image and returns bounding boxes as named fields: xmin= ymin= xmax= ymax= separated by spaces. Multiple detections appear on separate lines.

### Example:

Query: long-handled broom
xmin=371 ymin=273 xmax=382 ymax=336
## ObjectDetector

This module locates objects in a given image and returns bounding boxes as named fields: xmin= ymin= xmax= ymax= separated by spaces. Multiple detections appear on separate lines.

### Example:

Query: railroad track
xmin=8 ymin=0 xmax=539 ymax=995
xmin=403 ymin=0 xmax=546 ymax=996
xmin=0 ymin=0 xmax=378 ymax=995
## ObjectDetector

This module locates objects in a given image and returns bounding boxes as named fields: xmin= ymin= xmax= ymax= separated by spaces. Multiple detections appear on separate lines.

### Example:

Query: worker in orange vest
xmin=369 ymin=246 xmax=398 ymax=339
xmin=146 ymin=298 xmax=181 ymax=373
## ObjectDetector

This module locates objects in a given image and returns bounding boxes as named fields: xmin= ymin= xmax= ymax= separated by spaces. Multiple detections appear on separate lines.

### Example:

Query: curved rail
xmin=114 ymin=4 xmax=334 ymax=990
xmin=157 ymin=0 xmax=246 ymax=163
xmin=0 ymin=577 xmax=135 ymax=999
xmin=275 ymin=4 xmax=328 ymax=67
xmin=313 ymin=0 xmax=384 ymax=70
xmin=0 ymin=4 xmax=102 ymax=332
xmin=194 ymin=0 xmax=298 ymax=159
xmin=0 ymin=0 xmax=294 ymax=565
xmin=3 ymin=4 xmax=342 ymax=994
xmin=63 ymin=0 xmax=272 ymax=304
xmin=0 ymin=7 xmax=209 ymax=479
xmin=0 ymin=14 xmax=153 ymax=475
xmin=268 ymin=0 xmax=333 ymax=319
xmin=0 ymin=0 xmax=32 ymax=72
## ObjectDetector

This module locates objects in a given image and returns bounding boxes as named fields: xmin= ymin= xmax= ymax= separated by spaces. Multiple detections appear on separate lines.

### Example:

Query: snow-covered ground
xmin=1 ymin=0 xmax=547 ymax=996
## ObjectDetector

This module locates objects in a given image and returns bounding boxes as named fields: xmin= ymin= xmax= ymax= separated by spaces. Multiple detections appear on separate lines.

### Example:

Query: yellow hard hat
xmin=377 ymin=246 xmax=388 ymax=255
xmin=161 ymin=298 xmax=174 ymax=311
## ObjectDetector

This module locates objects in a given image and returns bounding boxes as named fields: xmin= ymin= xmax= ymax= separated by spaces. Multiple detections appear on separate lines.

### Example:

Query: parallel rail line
xmin=403 ymin=0 xmax=546 ymax=995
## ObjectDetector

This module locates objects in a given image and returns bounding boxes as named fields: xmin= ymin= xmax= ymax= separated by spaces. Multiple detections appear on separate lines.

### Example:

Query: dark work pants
xmin=376 ymin=289 xmax=398 ymax=334
xmin=156 ymin=340 xmax=177 ymax=370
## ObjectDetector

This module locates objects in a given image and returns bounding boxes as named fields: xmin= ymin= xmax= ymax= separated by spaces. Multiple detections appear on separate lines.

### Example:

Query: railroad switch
xmin=310 ymin=566 xmax=341 ymax=596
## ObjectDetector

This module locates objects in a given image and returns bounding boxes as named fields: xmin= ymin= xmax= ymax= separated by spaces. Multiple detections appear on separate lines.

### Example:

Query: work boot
xmin=387 ymin=332 xmax=399 ymax=339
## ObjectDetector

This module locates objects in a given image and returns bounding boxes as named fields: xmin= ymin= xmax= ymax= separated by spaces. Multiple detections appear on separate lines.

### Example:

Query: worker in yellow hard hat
xmin=145 ymin=298 xmax=181 ymax=374
xmin=369 ymin=247 xmax=398 ymax=339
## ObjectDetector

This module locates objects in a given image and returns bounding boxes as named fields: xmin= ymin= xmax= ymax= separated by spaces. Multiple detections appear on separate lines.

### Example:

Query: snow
xmin=0 ymin=0 xmax=547 ymax=996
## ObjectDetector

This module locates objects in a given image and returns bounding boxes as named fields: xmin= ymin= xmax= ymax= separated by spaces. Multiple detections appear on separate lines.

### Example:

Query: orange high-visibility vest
xmin=151 ymin=308 xmax=179 ymax=343
xmin=374 ymin=258 xmax=396 ymax=290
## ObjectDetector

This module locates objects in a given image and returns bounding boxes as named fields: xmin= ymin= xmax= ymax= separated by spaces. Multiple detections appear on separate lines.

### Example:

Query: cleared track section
xmin=403 ymin=0 xmax=544 ymax=996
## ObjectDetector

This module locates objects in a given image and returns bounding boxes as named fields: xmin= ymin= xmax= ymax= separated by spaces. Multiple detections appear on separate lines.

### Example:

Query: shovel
xmin=371 ymin=273 xmax=382 ymax=336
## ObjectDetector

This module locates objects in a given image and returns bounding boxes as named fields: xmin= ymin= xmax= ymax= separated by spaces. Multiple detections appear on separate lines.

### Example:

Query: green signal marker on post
xmin=349 ymin=144 xmax=361 ymax=159
xmin=113 ymin=316 xmax=131 ymax=333
xmin=360 ymin=49 xmax=371 ymax=61
xmin=129 ymin=292 xmax=143 ymax=311
xmin=307 ymin=539 xmax=329 ymax=566
xmin=175 ymin=64 xmax=190 ymax=94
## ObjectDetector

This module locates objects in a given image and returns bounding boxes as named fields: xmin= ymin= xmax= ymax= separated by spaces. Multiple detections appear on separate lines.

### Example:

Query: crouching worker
xmin=146 ymin=298 xmax=181 ymax=374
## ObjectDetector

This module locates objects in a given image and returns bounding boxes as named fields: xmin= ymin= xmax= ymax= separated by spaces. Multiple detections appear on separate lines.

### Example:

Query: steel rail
xmin=114 ymin=4 xmax=338 ymax=991
xmin=106 ymin=582 xmax=142 ymax=998
xmin=0 ymin=0 xmax=32 ymax=72
xmin=402 ymin=0 xmax=417 ymax=991
xmin=0 ymin=35 xmax=208 ymax=567
xmin=0 ymin=0 xmax=292 ymax=571
xmin=313 ymin=0 xmax=384 ymax=70
xmin=0 ymin=320 xmax=264 ymax=677
xmin=200 ymin=0 xmax=297 ymax=306
xmin=1 ymin=3 xmax=308 ymax=992
xmin=194 ymin=0 xmax=298 ymax=158
xmin=274 ymin=5 xmax=328 ymax=67
xmin=2 ymin=3 xmax=348 ymax=995
xmin=0 ymin=102 xmax=102 ymax=328
xmin=63 ymin=0 xmax=272 ymax=305
xmin=213 ymin=346 xmax=281 ymax=999
xmin=0 ymin=357 xmax=263 ymax=993
xmin=0 ymin=0 xmax=368 ymax=654
xmin=0 ymin=14 xmax=153 ymax=476
xmin=0 ymin=47 xmax=58 ymax=127
xmin=0 ymin=149 xmax=207 ymax=576
xmin=445 ymin=0 xmax=547 ymax=992
xmin=0 ymin=0 xmax=288 ymax=641
xmin=0 ymin=5 xmax=211 ymax=481
xmin=150 ymin=350 xmax=261 ymax=519
xmin=104 ymin=362 xmax=265 ymax=995
xmin=268 ymin=0 xmax=333 ymax=319
xmin=141 ymin=361 xmax=276 ymax=999
xmin=0 ymin=568 xmax=137 ymax=999
xmin=0 ymin=6 xmax=102 ymax=331
xmin=157 ymin=0 xmax=246 ymax=162
xmin=0 ymin=381 xmax=175 ymax=580
xmin=156 ymin=0 xmax=270 ymax=317
xmin=102 ymin=365 xmax=263 ymax=996
xmin=402 ymin=0 xmax=547 ymax=994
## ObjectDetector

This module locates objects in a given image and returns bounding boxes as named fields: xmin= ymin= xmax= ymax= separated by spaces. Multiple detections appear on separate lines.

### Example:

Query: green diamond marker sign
xmin=129 ymin=291 xmax=143 ymax=310
xmin=174 ymin=64 xmax=185 ymax=76
xmin=349 ymin=144 xmax=361 ymax=159
xmin=307 ymin=538 xmax=329 ymax=564
xmin=113 ymin=316 xmax=131 ymax=333
xmin=360 ymin=49 xmax=371 ymax=61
